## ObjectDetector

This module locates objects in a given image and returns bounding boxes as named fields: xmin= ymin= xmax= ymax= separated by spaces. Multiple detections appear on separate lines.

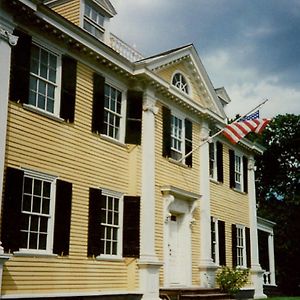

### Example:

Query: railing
xmin=110 ymin=33 xmax=144 ymax=62
xmin=263 ymin=270 xmax=271 ymax=285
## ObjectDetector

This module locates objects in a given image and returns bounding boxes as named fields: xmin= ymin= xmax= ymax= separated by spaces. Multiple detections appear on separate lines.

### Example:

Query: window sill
xmin=167 ymin=157 xmax=189 ymax=168
xmin=210 ymin=178 xmax=222 ymax=185
xmin=232 ymin=188 xmax=247 ymax=195
xmin=100 ymin=134 xmax=128 ymax=148
xmin=13 ymin=251 xmax=58 ymax=258
xmin=23 ymin=104 xmax=64 ymax=123
xmin=95 ymin=255 xmax=125 ymax=262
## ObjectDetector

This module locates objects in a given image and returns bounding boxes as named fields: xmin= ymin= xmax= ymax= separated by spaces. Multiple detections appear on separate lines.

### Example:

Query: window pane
xmin=22 ymin=195 xmax=32 ymax=212
xmin=49 ymin=68 xmax=56 ymax=83
xmin=38 ymin=94 xmax=46 ymax=110
xmin=43 ymin=181 xmax=51 ymax=197
xmin=34 ymin=179 xmax=42 ymax=195
xmin=32 ymin=196 xmax=41 ymax=213
xmin=42 ymin=198 xmax=50 ymax=214
xmin=24 ymin=177 xmax=33 ymax=194
xmin=40 ymin=217 xmax=48 ymax=232
xmin=39 ymin=233 xmax=47 ymax=250
xmin=47 ymin=98 xmax=54 ymax=113
xmin=30 ymin=215 xmax=39 ymax=231
xmin=29 ymin=232 xmax=38 ymax=249
xmin=29 ymin=91 xmax=37 ymax=106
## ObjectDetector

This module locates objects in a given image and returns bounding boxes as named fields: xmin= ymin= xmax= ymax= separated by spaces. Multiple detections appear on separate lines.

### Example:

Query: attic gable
xmin=92 ymin=0 xmax=117 ymax=17
xmin=136 ymin=45 xmax=227 ymax=120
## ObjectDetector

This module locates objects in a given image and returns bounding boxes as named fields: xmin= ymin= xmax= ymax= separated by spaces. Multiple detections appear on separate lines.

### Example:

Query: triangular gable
xmin=136 ymin=44 xmax=227 ymax=119
xmin=93 ymin=0 xmax=117 ymax=17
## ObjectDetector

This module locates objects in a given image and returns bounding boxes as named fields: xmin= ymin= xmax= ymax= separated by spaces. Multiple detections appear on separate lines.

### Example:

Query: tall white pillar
xmin=198 ymin=120 xmax=216 ymax=287
xmin=0 ymin=11 xmax=18 ymax=294
xmin=268 ymin=233 xmax=276 ymax=286
xmin=138 ymin=89 xmax=162 ymax=300
xmin=248 ymin=156 xmax=266 ymax=299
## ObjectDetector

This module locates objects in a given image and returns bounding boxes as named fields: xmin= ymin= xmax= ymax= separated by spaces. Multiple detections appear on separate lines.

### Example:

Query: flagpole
xmin=178 ymin=98 xmax=269 ymax=163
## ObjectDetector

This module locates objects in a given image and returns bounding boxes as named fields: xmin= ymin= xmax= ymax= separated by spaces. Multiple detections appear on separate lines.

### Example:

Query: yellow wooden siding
xmin=2 ymin=62 xmax=141 ymax=295
xmin=210 ymin=143 xmax=250 ymax=268
xmin=156 ymin=63 xmax=207 ymax=109
xmin=154 ymin=101 xmax=201 ymax=286
xmin=51 ymin=0 xmax=81 ymax=26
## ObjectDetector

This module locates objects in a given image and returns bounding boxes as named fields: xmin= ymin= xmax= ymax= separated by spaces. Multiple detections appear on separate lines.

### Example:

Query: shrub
xmin=216 ymin=266 xmax=249 ymax=296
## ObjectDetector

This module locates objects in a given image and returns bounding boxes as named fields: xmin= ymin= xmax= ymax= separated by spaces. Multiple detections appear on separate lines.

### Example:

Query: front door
xmin=168 ymin=215 xmax=181 ymax=285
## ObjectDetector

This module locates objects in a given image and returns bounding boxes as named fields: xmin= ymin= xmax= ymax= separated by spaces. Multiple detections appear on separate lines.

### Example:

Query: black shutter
xmin=60 ymin=55 xmax=77 ymax=122
xmin=229 ymin=149 xmax=235 ymax=189
xmin=123 ymin=196 xmax=140 ymax=258
xmin=92 ymin=73 xmax=105 ymax=133
xmin=53 ymin=179 xmax=72 ymax=256
xmin=125 ymin=90 xmax=143 ymax=145
xmin=246 ymin=227 xmax=251 ymax=268
xmin=185 ymin=119 xmax=193 ymax=167
xmin=1 ymin=167 xmax=24 ymax=252
xmin=216 ymin=141 xmax=224 ymax=183
xmin=232 ymin=224 xmax=237 ymax=268
xmin=243 ymin=156 xmax=248 ymax=193
xmin=10 ymin=29 xmax=31 ymax=104
xmin=88 ymin=188 xmax=104 ymax=257
xmin=162 ymin=106 xmax=171 ymax=158
xmin=218 ymin=220 xmax=226 ymax=266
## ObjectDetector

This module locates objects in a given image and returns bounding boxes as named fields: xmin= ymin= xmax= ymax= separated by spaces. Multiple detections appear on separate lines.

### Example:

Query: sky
xmin=109 ymin=0 xmax=300 ymax=119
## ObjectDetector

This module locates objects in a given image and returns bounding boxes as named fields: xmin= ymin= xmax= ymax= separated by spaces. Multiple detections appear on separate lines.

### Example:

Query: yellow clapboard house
xmin=0 ymin=0 xmax=276 ymax=299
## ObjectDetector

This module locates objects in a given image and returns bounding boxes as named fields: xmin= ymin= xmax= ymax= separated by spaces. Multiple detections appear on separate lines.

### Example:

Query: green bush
xmin=216 ymin=266 xmax=249 ymax=296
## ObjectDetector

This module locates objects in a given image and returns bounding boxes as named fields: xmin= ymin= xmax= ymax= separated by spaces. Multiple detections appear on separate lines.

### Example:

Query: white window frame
xmin=234 ymin=152 xmax=244 ymax=191
xmin=236 ymin=224 xmax=247 ymax=268
xmin=170 ymin=109 xmax=186 ymax=162
xmin=211 ymin=217 xmax=220 ymax=265
xmin=209 ymin=141 xmax=217 ymax=180
xmin=27 ymin=40 xmax=62 ymax=118
xmin=102 ymin=81 xmax=126 ymax=143
xmin=98 ymin=189 xmax=123 ymax=259
xmin=171 ymin=71 xmax=190 ymax=95
xmin=83 ymin=0 xmax=105 ymax=40
xmin=18 ymin=169 xmax=57 ymax=255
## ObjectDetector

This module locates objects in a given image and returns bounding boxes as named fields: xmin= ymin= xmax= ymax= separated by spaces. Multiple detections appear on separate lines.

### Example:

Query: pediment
xmin=137 ymin=45 xmax=226 ymax=119
xmin=92 ymin=0 xmax=117 ymax=17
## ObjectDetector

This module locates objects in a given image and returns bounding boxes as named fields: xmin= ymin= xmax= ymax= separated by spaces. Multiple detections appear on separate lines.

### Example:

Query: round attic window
xmin=172 ymin=72 xmax=189 ymax=94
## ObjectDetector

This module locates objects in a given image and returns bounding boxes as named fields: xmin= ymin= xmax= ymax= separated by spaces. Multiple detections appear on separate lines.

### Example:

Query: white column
xmin=248 ymin=156 xmax=266 ymax=299
xmin=198 ymin=120 xmax=217 ymax=287
xmin=268 ymin=233 xmax=276 ymax=286
xmin=0 ymin=11 xmax=17 ymax=294
xmin=138 ymin=89 xmax=162 ymax=300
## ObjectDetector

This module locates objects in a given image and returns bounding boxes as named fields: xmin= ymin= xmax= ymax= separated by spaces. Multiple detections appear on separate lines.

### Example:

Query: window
xmin=162 ymin=107 xmax=193 ymax=167
xmin=1 ymin=167 xmax=72 ymax=255
xmin=100 ymin=192 xmax=123 ymax=257
xmin=209 ymin=141 xmax=223 ymax=182
xmin=236 ymin=225 xmax=246 ymax=267
xmin=229 ymin=150 xmax=247 ymax=192
xmin=211 ymin=218 xmax=226 ymax=266
xmin=21 ymin=172 xmax=56 ymax=252
xmin=171 ymin=114 xmax=184 ymax=160
xmin=209 ymin=142 xmax=217 ymax=179
xmin=88 ymin=189 xmax=140 ymax=258
xmin=172 ymin=72 xmax=189 ymax=94
xmin=103 ymin=84 xmax=123 ymax=140
xmin=234 ymin=154 xmax=243 ymax=191
xmin=29 ymin=44 xmax=60 ymax=115
xmin=84 ymin=2 xmax=105 ymax=40
xmin=211 ymin=218 xmax=218 ymax=264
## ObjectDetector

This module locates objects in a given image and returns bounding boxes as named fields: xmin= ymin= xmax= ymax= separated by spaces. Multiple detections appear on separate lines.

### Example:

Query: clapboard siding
xmin=51 ymin=0 xmax=81 ymax=26
xmin=210 ymin=143 xmax=250 ymax=268
xmin=2 ymin=61 xmax=141 ymax=295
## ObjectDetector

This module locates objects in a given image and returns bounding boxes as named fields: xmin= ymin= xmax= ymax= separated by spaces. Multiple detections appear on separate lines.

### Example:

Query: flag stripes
xmin=223 ymin=119 xmax=271 ymax=144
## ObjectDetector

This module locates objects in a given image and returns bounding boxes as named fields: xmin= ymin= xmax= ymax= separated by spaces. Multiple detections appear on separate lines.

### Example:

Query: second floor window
xmin=84 ymin=2 xmax=105 ymax=40
xmin=234 ymin=154 xmax=243 ymax=191
xmin=171 ymin=114 xmax=183 ymax=160
xmin=29 ymin=44 xmax=60 ymax=115
xmin=103 ymin=84 xmax=122 ymax=140
xmin=209 ymin=142 xmax=217 ymax=178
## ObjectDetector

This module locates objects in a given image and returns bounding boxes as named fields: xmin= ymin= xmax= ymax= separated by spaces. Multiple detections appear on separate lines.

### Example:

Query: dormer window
xmin=172 ymin=72 xmax=189 ymax=94
xmin=84 ymin=2 xmax=105 ymax=40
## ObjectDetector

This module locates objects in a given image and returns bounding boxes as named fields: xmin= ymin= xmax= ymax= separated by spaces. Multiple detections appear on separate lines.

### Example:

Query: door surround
xmin=161 ymin=185 xmax=200 ymax=287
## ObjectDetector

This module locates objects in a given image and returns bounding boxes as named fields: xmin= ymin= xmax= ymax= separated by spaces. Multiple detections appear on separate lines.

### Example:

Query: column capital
xmin=0 ymin=26 xmax=18 ymax=46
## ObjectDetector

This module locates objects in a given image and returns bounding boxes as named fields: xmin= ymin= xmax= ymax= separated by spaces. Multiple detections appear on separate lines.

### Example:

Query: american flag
xmin=223 ymin=114 xmax=271 ymax=144
xmin=239 ymin=110 xmax=260 ymax=121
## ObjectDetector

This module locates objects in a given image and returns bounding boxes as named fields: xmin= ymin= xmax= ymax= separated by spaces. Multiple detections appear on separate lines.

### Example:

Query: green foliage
xmin=255 ymin=114 xmax=300 ymax=295
xmin=216 ymin=266 xmax=249 ymax=295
